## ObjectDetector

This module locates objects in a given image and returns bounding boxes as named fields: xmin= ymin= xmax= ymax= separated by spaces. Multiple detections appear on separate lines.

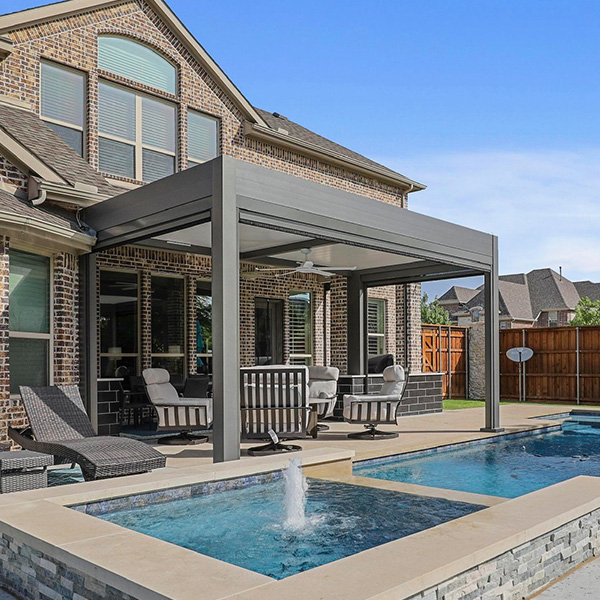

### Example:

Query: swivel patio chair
xmin=307 ymin=365 xmax=339 ymax=434
xmin=343 ymin=365 xmax=409 ymax=439
xmin=142 ymin=368 xmax=212 ymax=445
xmin=9 ymin=385 xmax=166 ymax=481
xmin=240 ymin=365 xmax=312 ymax=456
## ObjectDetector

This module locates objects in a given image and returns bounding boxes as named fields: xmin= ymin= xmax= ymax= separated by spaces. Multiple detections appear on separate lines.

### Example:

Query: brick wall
xmin=0 ymin=156 xmax=27 ymax=194
xmin=0 ymin=0 xmax=409 ymax=208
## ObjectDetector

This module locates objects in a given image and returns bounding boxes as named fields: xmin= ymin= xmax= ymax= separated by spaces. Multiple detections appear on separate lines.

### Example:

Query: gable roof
xmin=0 ymin=0 xmax=268 ymax=128
xmin=438 ymin=285 xmax=479 ymax=305
xmin=0 ymin=0 xmax=424 ymax=193
xmin=0 ymin=102 xmax=117 ymax=196
xmin=525 ymin=268 xmax=581 ymax=316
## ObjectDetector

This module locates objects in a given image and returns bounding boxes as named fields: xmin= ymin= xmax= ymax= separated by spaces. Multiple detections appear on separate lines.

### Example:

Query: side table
xmin=0 ymin=450 xmax=53 ymax=493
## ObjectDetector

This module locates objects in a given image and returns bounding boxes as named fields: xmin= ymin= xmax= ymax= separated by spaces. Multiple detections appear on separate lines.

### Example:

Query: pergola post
xmin=347 ymin=273 xmax=367 ymax=375
xmin=79 ymin=253 xmax=98 ymax=432
xmin=211 ymin=157 xmax=240 ymax=462
xmin=481 ymin=235 xmax=503 ymax=432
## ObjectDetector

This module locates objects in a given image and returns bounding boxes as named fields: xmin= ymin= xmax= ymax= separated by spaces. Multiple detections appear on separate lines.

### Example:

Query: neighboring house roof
xmin=525 ymin=268 xmax=580 ymax=317
xmin=574 ymin=281 xmax=600 ymax=302
xmin=438 ymin=285 xmax=479 ymax=305
xmin=0 ymin=0 xmax=424 ymax=192
xmin=0 ymin=102 xmax=117 ymax=197
xmin=443 ymin=267 xmax=591 ymax=324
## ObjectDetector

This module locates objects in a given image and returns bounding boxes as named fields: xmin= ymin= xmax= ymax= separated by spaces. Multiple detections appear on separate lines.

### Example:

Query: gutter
xmin=244 ymin=121 xmax=426 ymax=192
xmin=29 ymin=178 xmax=112 ymax=207
xmin=0 ymin=211 xmax=96 ymax=251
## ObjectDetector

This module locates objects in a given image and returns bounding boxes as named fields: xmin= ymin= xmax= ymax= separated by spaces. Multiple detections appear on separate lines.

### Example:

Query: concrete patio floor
xmin=157 ymin=402 xmax=576 ymax=468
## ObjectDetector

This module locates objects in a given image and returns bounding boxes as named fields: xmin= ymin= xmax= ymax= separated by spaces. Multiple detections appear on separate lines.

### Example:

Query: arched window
xmin=98 ymin=36 xmax=176 ymax=94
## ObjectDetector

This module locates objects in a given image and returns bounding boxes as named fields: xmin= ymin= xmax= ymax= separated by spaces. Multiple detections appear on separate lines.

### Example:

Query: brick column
xmin=141 ymin=271 xmax=152 ymax=370
xmin=396 ymin=283 xmax=422 ymax=372
xmin=329 ymin=276 xmax=347 ymax=373
xmin=53 ymin=252 xmax=79 ymax=385
xmin=186 ymin=276 xmax=197 ymax=375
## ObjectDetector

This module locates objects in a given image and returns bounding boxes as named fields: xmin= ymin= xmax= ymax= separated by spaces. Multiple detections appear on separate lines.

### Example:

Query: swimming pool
xmin=355 ymin=418 xmax=600 ymax=499
xmin=91 ymin=477 xmax=482 ymax=579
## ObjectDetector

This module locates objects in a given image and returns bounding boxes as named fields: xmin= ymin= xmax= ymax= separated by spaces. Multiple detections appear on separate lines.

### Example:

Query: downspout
xmin=402 ymin=183 xmax=414 ymax=208
xmin=30 ymin=188 xmax=47 ymax=206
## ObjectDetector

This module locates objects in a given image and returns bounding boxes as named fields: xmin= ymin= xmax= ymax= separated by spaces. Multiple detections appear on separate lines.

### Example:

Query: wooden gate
xmin=500 ymin=326 xmax=600 ymax=404
xmin=422 ymin=325 xmax=468 ymax=398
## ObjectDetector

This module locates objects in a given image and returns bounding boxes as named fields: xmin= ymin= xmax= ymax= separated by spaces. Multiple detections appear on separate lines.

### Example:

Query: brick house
xmin=0 ymin=0 xmax=501 ymax=448
xmin=439 ymin=268 xmax=596 ymax=329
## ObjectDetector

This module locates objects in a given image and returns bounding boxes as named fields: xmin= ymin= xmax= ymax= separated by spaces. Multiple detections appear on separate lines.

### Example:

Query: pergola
xmin=81 ymin=155 xmax=501 ymax=463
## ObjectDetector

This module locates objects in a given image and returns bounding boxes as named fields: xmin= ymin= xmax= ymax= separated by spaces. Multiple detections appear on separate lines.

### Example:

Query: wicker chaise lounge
xmin=9 ymin=385 xmax=166 ymax=481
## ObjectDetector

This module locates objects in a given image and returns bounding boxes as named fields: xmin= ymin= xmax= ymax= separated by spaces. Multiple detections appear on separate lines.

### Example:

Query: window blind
xmin=142 ymin=149 xmax=175 ymax=182
xmin=9 ymin=250 xmax=50 ymax=334
xmin=99 ymin=82 xmax=136 ymax=141
xmin=289 ymin=292 xmax=312 ymax=365
xmin=188 ymin=110 xmax=218 ymax=163
xmin=142 ymin=96 xmax=175 ymax=152
xmin=45 ymin=122 xmax=83 ymax=156
xmin=99 ymin=137 xmax=134 ymax=178
xmin=98 ymin=36 xmax=176 ymax=94
xmin=40 ymin=62 xmax=84 ymax=127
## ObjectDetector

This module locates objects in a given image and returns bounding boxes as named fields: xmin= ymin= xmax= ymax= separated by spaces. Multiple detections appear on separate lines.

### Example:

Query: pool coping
xmin=1 ymin=445 xmax=600 ymax=599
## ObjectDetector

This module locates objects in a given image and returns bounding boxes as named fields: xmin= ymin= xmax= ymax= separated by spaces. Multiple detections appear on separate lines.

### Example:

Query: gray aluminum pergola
xmin=81 ymin=155 xmax=501 ymax=463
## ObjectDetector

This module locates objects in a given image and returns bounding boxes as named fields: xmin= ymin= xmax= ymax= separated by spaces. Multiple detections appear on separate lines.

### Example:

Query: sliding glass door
xmin=254 ymin=298 xmax=283 ymax=365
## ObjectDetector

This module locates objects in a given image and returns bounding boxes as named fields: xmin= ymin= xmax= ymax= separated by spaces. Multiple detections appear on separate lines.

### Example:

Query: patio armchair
xmin=142 ymin=368 xmax=212 ymax=445
xmin=308 ymin=365 xmax=339 ymax=433
xmin=240 ymin=365 xmax=313 ymax=456
xmin=343 ymin=365 xmax=409 ymax=439
xmin=9 ymin=385 xmax=166 ymax=481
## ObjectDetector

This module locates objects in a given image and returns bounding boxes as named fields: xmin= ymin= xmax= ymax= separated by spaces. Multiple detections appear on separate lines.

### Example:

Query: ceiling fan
xmin=248 ymin=248 xmax=357 ymax=278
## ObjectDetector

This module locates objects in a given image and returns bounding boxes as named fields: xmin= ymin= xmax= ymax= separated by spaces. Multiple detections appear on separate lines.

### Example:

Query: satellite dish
xmin=506 ymin=347 xmax=533 ymax=363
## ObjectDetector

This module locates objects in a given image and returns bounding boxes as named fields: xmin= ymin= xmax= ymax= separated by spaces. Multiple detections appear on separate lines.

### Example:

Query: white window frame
xmin=289 ymin=290 xmax=313 ymax=366
xmin=99 ymin=268 xmax=141 ymax=376
xmin=9 ymin=246 xmax=54 ymax=398
xmin=548 ymin=311 xmax=559 ymax=327
xmin=39 ymin=60 xmax=86 ymax=156
xmin=98 ymin=80 xmax=177 ymax=181
xmin=367 ymin=297 xmax=386 ymax=357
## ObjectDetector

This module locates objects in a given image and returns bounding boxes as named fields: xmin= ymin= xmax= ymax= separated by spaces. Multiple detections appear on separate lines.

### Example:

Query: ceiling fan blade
xmin=316 ymin=266 xmax=358 ymax=271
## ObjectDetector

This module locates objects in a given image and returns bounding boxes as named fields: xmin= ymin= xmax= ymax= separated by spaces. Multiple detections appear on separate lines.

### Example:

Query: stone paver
xmin=532 ymin=557 xmax=600 ymax=599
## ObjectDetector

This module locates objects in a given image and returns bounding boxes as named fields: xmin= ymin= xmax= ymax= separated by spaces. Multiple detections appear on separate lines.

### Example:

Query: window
xmin=99 ymin=270 xmax=139 ymax=378
xmin=98 ymin=36 xmax=176 ymax=94
xmin=98 ymin=81 xmax=176 ymax=181
xmin=40 ymin=61 xmax=85 ymax=155
xmin=367 ymin=298 xmax=386 ymax=357
xmin=548 ymin=311 xmax=558 ymax=327
xmin=195 ymin=281 xmax=212 ymax=374
xmin=289 ymin=292 xmax=312 ymax=365
xmin=471 ymin=310 xmax=480 ymax=323
xmin=187 ymin=109 xmax=218 ymax=167
xmin=151 ymin=276 xmax=185 ymax=374
xmin=9 ymin=249 xmax=51 ymax=394
xmin=255 ymin=298 xmax=283 ymax=365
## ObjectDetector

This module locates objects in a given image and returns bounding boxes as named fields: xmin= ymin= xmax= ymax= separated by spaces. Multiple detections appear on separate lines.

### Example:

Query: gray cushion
xmin=308 ymin=366 xmax=339 ymax=381
xmin=142 ymin=368 xmax=170 ymax=386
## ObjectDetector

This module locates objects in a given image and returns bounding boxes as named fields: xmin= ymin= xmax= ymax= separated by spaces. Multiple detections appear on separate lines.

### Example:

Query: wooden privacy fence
xmin=500 ymin=326 xmax=600 ymax=404
xmin=422 ymin=325 xmax=468 ymax=399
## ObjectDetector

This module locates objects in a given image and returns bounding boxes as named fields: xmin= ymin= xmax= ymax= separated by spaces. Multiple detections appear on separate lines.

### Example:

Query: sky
xmin=5 ymin=0 xmax=600 ymax=298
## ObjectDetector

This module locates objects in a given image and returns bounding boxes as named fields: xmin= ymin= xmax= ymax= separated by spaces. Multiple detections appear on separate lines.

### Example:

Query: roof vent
xmin=277 ymin=127 xmax=289 ymax=135
xmin=272 ymin=112 xmax=286 ymax=119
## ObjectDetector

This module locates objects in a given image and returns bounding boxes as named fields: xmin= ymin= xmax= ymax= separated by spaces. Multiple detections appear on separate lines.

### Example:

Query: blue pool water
xmin=355 ymin=419 xmax=600 ymax=499
xmin=96 ymin=479 xmax=482 ymax=579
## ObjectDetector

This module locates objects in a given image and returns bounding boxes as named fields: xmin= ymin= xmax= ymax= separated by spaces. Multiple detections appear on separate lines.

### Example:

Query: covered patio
xmin=81 ymin=155 xmax=501 ymax=463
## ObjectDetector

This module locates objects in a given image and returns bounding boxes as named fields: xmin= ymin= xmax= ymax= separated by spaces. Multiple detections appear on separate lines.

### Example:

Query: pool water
xmin=97 ymin=479 xmax=482 ymax=579
xmin=355 ymin=419 xmax=600 ymax=499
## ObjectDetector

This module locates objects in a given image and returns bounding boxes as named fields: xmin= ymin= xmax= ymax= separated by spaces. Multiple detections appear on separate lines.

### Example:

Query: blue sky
xmin=6 ymin=0 xmax=600 ymax=298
